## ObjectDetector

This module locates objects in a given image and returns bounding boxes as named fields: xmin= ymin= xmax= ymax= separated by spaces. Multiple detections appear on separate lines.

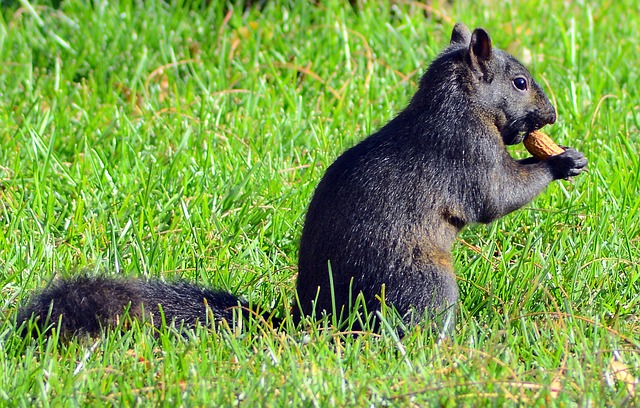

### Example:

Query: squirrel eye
xmin=513 ymin=77 xmax=528 ymax=91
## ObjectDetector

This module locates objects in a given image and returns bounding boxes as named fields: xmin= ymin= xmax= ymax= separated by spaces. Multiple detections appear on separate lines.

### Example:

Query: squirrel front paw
xmin=546 ymin=148 xmax=588 ymax=179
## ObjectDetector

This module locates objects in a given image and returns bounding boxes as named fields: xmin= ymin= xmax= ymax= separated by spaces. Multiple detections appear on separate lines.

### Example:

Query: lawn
xmin=1 ymin=0 xmax=638 ymax=405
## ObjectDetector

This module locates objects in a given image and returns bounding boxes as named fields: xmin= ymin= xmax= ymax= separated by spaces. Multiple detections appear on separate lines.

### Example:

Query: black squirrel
xmin=17 ymin=23 xmax=587 ymax=338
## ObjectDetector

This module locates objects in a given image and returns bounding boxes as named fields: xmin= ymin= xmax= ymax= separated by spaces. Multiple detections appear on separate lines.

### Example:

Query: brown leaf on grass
xmin=549 ymin=378 xmax=562 ymax=400
xmin=159 ymin=74 xmax=170 ymax=103
xmin=114 ymin=82 xmax=143 ymax=111
xmin=233 ymin=21 xmax=273 ymax=43
xmin=235 ymin=21 xmax=259 ymax=40
xmin=607 ymin=357 xmax=637 ymax=397
xmin=125 ymin=349 xmax=152 ymax=370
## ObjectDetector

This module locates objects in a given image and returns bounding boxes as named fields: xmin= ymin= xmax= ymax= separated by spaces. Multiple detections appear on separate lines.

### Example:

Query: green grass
xmin=1 ymin=0 xmax=639 ymax=405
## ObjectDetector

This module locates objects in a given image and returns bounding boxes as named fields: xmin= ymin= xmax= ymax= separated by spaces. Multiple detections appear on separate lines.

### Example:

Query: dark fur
xmin=17 ymin=24 xmax=587 ymax=338
xmin=17 ymin=277 xmax=247 ymax=337
xmin=295 ymin=23 xmax=586 ymax=332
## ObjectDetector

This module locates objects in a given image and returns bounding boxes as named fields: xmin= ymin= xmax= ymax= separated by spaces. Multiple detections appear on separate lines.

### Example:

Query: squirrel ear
xmin=450 ymin=23 xmax=472 ymax=46
xmin=469 ymin=28 xmax=493 ymax=64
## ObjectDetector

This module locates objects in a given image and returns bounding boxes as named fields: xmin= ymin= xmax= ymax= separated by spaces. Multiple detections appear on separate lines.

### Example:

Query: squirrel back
xmin=16 ymin=23 xmax=586 ymax=338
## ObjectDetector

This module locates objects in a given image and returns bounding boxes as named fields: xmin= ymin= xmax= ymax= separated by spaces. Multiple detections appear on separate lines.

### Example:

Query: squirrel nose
xmin=548 ymin=108 xmax=557 ymax=125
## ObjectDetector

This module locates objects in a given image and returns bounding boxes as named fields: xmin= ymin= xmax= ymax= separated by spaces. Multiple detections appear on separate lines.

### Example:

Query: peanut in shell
xmin=523 ymin=130 xmax=565 ymax=160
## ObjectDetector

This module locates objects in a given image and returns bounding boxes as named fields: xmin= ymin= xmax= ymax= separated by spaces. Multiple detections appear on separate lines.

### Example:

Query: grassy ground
xmin=1 ymin=0 xmax=638 ymax=405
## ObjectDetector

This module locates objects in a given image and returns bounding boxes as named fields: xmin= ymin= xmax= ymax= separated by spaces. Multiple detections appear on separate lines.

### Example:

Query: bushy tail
xmin=17 ymin=277 xmax=252 ymax=337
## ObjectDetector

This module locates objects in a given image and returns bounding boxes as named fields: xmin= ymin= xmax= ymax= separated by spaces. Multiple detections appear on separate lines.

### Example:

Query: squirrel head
xmin=417 ymin=24 xmax=557 ymax=146
xmin=459 ymin=24 xmax=556 ymax=145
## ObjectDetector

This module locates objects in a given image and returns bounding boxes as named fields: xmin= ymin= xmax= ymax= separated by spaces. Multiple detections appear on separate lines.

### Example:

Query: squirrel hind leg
xmin=400 ymin=302 xmax=457 ymax=340
xmin=391 ymin=260 xmax=460 ymax=337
